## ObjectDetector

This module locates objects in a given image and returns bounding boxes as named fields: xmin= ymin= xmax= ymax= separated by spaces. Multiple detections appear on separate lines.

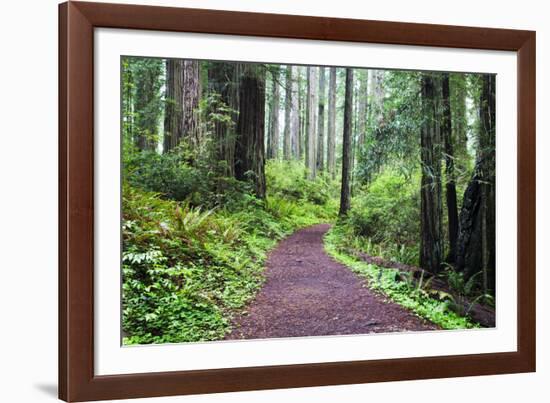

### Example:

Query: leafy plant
xmin=324 ymin=226 xmax=478 ymax=330
xmin=122 ymin=161 xmax=337 ymax=345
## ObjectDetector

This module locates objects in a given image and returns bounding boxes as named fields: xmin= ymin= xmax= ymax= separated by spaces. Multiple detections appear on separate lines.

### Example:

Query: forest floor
xmin=226 ymin=224 xmax=437 ymax=340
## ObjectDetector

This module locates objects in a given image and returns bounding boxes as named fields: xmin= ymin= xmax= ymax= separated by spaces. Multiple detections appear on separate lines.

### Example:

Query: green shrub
xmin=324 ymin=228 xmax=477 ymax=330
xmin=123 ymin=148 xmax=254 ymax=208
xmin=349 ymin=170 xmax=419 ymax=245
xmin=266 ymin=160 xmax=334 ymax=205
xmin=122 ymin=161 xmax=338 ymax=345
xmin=121 ymin=185 xmax=264 ymax=344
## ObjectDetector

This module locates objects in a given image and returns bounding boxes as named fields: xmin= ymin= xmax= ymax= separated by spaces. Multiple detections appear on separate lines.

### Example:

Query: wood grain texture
xmin=59 ymin=1 xmax=536 ymax=401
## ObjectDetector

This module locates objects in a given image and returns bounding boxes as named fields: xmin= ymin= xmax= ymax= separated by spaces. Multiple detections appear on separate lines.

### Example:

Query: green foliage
xmin=324 ymin=228 xmax=477 ymax=330
xmin=123 ymin=148 xmax=252 ymax=207
xmin=266 ymin=160 xmax=335 ymax=205
xmin=122 ymin=57 xmax=165 ymax=148
xmin=343 ymin=170 xmax=420 ymax=265
xmin=122 ymin=161 xmax=337 ymax=345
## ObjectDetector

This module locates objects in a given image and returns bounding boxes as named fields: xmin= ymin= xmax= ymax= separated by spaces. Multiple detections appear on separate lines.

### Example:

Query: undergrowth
xmin=122 ymin=161 xmax=336 ymax=345
xmin=324 ymin=225 xmax=478 ymax=330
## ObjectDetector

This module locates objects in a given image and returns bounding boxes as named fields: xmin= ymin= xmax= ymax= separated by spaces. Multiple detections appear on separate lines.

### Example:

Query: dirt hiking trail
xmin=227 ymin=224 xmax=437 ymax=340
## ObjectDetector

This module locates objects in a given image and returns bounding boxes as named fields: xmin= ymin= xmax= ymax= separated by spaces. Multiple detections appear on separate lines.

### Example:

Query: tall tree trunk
xmin=357 ymin=69 xmax=368 ymax=149
xmin=327 ymin=67 xmax=337 ymax=179
xmin=339 ymin=68 xmax=354 ymax=217
xmin=283 ymin=66 xmax=292 ymax=160
xmin=479 ymin=74 xmax=496 ymax=295
xmin=450 ymin=74 xmax=468 ymax=164
xmin=369 ymin=70 xmax=384 ymax=126
xmin=298 ymin=67 xmax=305 ymax=159
xmin=442 ymin=73 xmax=459 ymax=262
xmin=183 ymin=60 xmax=201 ymax=146
xmin=456 ymin=75 xmax=495 ymax=294
xmin=290 ymin=66 xmax=300 ymax=159
xmin=268 ymin=68 xmax=280 ymax=159
xmin=420 ymin=73 xmax=443 ymax=273
xmin=304 ymin=68 xmax=310 ymax=168
xmin=164 ymin=59 xmax=184 ymax=153
xmin=316 ymin=67 xmax=326 ymax=172
xmin=306 ymin=67 xmax=318 ymax=179
xmin=234 ymin=66 xmax=266 ymax=199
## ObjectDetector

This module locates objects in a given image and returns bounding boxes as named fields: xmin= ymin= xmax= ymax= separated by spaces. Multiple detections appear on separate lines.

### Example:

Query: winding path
xmin=227 ymin=224 xmax=437 ymax=340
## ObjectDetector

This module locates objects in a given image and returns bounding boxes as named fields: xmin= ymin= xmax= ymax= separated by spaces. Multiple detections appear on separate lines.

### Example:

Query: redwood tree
xmin=316 ymin=67 xmax=326 ymax=172
xmin=268 ymin=67 xmax=281 ymax=159
xmin=234 ymin=66 xmax=267 ymax=199
xmin=183 ymin=60 xmax=201 ymax=146
xmin=339 ymin=68 xmax=354 ymax=217
xmin=306 ymin=67 xmax=318 ymax=179
xmin=442 ymin=73 xmax=459 ymax=262
xmin=164 ymin=59 xmax=184 ymax=153
xmin=327 ymin=67 xmax=337 ymax=178
xmin=283 ymin=65 xmax=292 ymax=160
xmin=455 ymin=74 xmax=496 ymax=294
xmin=419 ymin=73 xmax=443 ymax=273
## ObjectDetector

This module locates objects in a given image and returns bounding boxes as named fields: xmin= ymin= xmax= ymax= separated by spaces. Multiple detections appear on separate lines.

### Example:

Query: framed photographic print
xmin=59 ymin=1 xmax=536 ymax=401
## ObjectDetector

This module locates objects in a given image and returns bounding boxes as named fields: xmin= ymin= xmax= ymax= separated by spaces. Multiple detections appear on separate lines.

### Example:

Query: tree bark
xmin=283 ymin=66 xmax=292 ymax=160
xmin=339 ymin=68 xmax=354 ymax=217
xmin=420 ymin=73 xmax=443 ymax=273
xmin=369 ymin=70 xmax=384 ymax=126
xmin=163 ymin=59 xmax=185 ymax=153
xmin=442 ymin=73 xmax=459 ymax=262
xmin=234 ymin=65 xmax=266 ymax=199
xmin=455 ymin=75 xmax=495 ymax=294
xmin=480 ymin=74 xmax=496 ymax=295
xmin=316 ymin=67 xmax=326 ymax=172
xmin=306 ymin=67 xmax=318 ymax=179
xmin=357 ymin=69 xmax=368 ymax=148
xmin=450 ymin=74 xmax=468 ymax=164
xmin=298 ymin=67 xmax=305 ymax=159
xmin=183 ymin=60 xmax=201 ymax=146
xmin=268 ymin=68 xmax=280 ymax=159
xmin=327 ymin=67 xmax=337 ymax=179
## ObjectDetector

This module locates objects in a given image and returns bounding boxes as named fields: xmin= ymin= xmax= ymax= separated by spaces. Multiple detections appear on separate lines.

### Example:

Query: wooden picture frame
xmin=59 ymin=1 xmax=536 ymax=401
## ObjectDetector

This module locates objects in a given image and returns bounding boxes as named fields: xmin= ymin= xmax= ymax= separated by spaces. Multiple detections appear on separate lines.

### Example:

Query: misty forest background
xmin=121 ymin=57 xmax=495 ymax=345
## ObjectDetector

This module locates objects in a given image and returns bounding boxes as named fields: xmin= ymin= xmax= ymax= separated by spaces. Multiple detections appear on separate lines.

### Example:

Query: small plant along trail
xmin=227 ymin=224 xmax=437 ymax=340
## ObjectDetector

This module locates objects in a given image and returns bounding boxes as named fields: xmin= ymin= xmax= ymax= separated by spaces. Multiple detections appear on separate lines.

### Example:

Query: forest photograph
xmin=121 ymin=56 xmax=496 ymax=346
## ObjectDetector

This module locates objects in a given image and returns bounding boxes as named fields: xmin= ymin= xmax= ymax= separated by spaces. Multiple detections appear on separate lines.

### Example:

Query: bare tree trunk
xmin=420 ymin=73 xmax=443 ymax=273
xmin=283 ymin=66 xmax=292 ymax=160
xmin=304 ymin=68 xmax=310 ymax=167
xmin=298 ymin=67 xmax=305 ymax=159
xmin=455 ymin=74 xmax=495 ymax=296
xmin=450 ymin=74 xmax=468 ymax=163
xmin=268 ymin=68 xmax=280 ymax=159
xmin=316 ymin=67 xmax=326 ymax=172
xmin=183 ymin=60 xmax=201 ymax=147
xmin=234 ymin=65 xmax=266 ymax=199
xmin=306 ymin=67 xmax=318 ymax=179
xmin=441 ymin=73 xmax=459 ymax=262
xmin=327 ymin=67 xmax=337 ymax=179
xmin=163 ymin=59 xmax=184 ymax=153
xmin=339 ymin=68 xmax=354 ymax=217
xmin=479 ymin=74 xmax=496 ymax=295
xmin=357 ymin=69 xmax=368 ymax=149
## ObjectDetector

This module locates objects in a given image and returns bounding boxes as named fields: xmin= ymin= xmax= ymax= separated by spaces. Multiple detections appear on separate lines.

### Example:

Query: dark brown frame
xmin=59 ymin=1 xmax=536 ymax=401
